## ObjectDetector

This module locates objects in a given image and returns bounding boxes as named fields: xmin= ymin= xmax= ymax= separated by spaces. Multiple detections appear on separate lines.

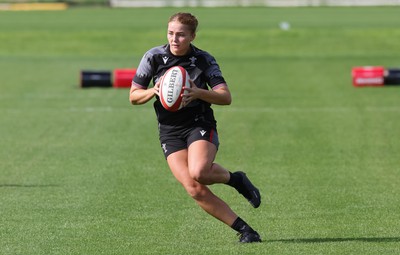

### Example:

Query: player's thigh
xmin=188 ymin=140 xmax=217 ymax=175
xmin=167 ymin=149 xmax=208 ymax=198
xmin=167 ymin=149 xmax=189 ymax=184
xmin=167 ymin=149 xmax=203 ymax=189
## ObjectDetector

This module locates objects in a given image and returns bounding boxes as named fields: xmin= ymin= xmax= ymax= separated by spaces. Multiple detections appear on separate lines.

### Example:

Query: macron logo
xmin=162 ymin=56 xmax=169 ymax=64
xmin=200 ymin=130 xmax=207 ymax=137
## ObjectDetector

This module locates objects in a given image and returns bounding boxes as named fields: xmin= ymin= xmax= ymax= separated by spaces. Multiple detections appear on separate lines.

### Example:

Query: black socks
xmin=226 ymin=171 xmax=241 ymax=187
xmin=231 ymin=217 xmax=254 ymax=233
xmin=226 ymin=171 xmax=250 ymax=197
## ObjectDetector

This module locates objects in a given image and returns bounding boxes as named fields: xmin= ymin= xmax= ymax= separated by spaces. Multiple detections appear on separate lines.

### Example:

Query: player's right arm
xmin=129 ymin=49 xmax=160 ymax=105
xmin=129 ymin=81 xmax=160 ymax=105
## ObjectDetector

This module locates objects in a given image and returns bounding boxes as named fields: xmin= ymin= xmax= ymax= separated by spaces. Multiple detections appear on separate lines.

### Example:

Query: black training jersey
xmin=132 ymin=44 xmax=227 ymax=127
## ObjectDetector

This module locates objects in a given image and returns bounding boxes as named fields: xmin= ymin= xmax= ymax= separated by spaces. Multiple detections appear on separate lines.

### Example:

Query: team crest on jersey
xmin=162 ymin=56 xmax=169 ymax=64
xmin=189 ymin=56 xmax=197 ymax=67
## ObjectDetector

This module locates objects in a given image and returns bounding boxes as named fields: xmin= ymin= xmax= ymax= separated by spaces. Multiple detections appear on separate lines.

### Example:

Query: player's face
xmin=167 ymin=21 xmax=195 ymax=56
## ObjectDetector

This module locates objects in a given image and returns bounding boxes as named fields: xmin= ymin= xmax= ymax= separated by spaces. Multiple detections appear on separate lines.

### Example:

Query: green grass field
xmin=1 ymin=6 xmax=400 ymax=255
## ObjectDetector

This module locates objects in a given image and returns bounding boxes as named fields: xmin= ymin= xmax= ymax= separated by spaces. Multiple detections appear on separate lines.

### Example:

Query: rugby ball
xmin=159 ymin=66 xmax=190 ymax=112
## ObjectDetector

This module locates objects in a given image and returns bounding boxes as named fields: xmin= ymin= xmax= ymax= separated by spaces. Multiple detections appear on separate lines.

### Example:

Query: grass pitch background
xmin=1 ymin=6 xmax=400 ymax=255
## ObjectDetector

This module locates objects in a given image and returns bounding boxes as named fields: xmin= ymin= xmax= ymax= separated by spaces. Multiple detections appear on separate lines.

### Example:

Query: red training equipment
xmin=114 ymin=68 xmax=137 ymax=88
xmin=352 ymin=66 xmax=384 ymax=87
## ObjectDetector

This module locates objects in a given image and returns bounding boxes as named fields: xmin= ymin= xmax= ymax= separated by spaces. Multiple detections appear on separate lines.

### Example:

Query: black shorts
xmin=159 ymin=124 xmax=220 ymax=159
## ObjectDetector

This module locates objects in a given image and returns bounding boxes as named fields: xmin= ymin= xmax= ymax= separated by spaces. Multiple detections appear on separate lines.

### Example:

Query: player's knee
xmin=190 ymin=169 xmax=211 ymax=185
xmin=184 ymin=183 xmax=207 ymax=200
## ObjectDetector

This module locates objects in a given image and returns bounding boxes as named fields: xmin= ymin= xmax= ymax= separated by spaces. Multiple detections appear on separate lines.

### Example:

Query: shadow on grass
xmin=268 ymin=237 xmax=400 ymax=243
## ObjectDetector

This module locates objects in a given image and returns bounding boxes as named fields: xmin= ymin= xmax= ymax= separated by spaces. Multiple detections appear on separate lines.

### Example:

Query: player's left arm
xmin=183 ymin=81 xmax=231 ymax=106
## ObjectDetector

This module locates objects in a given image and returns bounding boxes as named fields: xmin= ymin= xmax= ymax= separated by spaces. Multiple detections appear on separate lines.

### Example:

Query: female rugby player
xmin=129 ymin=12 xmax=262 ymax=243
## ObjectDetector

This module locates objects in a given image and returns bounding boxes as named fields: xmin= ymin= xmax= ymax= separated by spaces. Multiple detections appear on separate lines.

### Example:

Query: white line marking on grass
xmin=68 ymin=106 xmax=115 ymax=112
xmin=2 ymin=106 xmax=400 ymax=114
xmin=366 ymin=106 xmax=400 ymax=112
xmin=65 ymin=106 xmax=155 ymax=113
xmin=219 ymin=106 xmax=400 ymax=113
xmin=221 ymin=106 xmax=349 ymax=113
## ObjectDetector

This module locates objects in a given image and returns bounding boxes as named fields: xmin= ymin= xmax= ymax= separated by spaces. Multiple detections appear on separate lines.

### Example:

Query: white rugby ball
xmin=159 ymin=66 xmax=190 ymax=112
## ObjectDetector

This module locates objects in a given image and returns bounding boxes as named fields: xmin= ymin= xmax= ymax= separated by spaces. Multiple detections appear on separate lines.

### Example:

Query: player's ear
xmin=191 ymin=33 xmax=196 ymax=42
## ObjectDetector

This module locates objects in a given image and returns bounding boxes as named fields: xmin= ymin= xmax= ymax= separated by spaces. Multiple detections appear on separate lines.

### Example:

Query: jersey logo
xmin=189 ymin=56 xmax=197 ymax=67
xmin=200 ymin=130 xmax=207 ymax=137
xmin=162 ymin=56 xmax=169 ymax=64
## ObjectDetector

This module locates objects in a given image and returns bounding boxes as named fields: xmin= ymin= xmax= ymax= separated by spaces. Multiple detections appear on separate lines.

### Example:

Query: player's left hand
xmin=182 ymin=80 xmax=198 ymax=106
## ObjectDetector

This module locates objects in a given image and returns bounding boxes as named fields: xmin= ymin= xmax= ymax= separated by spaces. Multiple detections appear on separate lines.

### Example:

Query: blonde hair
xmin=168 ymin=12 xmax=198 ymax=35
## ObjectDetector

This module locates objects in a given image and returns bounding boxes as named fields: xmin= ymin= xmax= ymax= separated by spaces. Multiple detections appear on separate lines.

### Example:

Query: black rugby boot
xmin=235 ymin=171 xmax=261 ymax=208
xmin=238 ymin=228 xmax=262 ymax=243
